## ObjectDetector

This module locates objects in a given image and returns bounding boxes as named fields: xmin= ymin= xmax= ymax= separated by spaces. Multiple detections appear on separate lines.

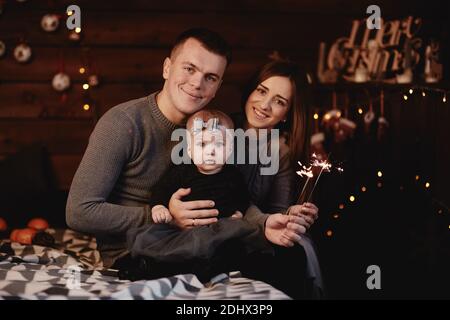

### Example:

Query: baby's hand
xmin=231 ymin=211 xmax=243 ymax=219
xmin=151 ymin=205 xmax=173 ymax=224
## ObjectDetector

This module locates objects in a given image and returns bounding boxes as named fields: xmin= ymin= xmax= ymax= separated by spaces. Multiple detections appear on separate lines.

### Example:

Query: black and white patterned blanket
xmin=0 ymin=229 xmax=289 ymax=300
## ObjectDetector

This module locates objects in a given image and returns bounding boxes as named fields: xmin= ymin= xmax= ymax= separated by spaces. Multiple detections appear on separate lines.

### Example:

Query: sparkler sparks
xmin=287 ymin=153 xmax=343 ymax=215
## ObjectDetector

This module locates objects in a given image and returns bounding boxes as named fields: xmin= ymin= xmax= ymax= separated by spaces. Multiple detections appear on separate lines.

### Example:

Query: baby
xmin=150 ymin=109 xmax=249 ymax=224
xmin=123 ymin=110 xmax=264 ymax=282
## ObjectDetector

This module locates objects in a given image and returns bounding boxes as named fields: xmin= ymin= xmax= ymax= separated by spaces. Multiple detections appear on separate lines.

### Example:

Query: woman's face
xmin=244 ymin=76 xmax=293 ymax=130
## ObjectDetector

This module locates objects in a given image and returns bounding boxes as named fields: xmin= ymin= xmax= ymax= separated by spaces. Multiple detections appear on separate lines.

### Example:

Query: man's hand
xmin=264 ymin=213 xmax=311 ymax=247
xmin=168 ymin=188 xmax=219 ymax=229
xmin=151 ymin=205 xmax=173 ymax=224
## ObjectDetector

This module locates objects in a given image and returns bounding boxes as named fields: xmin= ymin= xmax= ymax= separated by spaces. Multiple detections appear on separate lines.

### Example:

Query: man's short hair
xmin=171 ymin=27 xmax=232 ymax=66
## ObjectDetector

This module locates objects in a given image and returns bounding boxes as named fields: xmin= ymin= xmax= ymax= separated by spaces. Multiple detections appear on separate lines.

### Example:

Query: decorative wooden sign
xmin=317 ymin=16 xmax=443 ymax=84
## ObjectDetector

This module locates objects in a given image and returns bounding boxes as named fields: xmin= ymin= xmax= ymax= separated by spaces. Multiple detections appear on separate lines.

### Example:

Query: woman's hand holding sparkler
xmin=286 ymin=203 xmax=319 ymax=224
xmin=264 ymin=204 xmax=318 ymax=247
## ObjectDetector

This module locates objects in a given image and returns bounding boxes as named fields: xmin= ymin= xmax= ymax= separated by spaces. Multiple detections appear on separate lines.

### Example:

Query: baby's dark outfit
xmin=122 ymin=164 xmax=268 ymax=282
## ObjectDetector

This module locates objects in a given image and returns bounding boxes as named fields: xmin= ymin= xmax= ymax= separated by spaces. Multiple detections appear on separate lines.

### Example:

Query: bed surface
xmin=0 ymin=229 xmax=289 ymax=300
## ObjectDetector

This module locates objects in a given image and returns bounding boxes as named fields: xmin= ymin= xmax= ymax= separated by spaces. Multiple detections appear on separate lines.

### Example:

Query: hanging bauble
xmin=0 ymin=41 xmax=6 ymax=58
xmin=88 ymin=74 xmax=99 ymax=87
xmin=41 ymin=14 xmax=60 ymax=32
xmin=52 ymin=72 xmax=71 ymax=92
xmin=377 ymin=117 xmax=389 ymax=142
xmin=363 ymin=110 xmax=375 ymax=125
xmin=68 ymin=30 xmax=81 ymax=42
xmin=14 ymin=43 xmax=32 ymax=63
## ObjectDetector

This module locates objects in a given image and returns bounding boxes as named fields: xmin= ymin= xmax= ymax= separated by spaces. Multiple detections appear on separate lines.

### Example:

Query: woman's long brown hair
xmin=241 ymin=60 xmax=312 ymax=166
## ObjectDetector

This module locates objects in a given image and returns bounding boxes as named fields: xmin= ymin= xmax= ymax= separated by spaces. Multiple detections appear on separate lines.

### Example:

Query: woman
xmin=232 ymin=59 xmax=324 ymax=299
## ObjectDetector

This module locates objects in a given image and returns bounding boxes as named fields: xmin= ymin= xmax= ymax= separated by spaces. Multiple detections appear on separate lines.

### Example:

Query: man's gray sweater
xmin=66 ymin=92 xmax=179 ymax=267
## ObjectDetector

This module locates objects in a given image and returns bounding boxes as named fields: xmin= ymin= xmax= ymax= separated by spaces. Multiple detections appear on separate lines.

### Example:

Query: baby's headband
xmin=191 ymin=117 xmax=227 ymax=133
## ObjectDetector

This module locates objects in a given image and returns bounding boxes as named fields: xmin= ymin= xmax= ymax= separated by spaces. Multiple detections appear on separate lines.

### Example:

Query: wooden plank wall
xmin=0 ymin=0 xmax=448 ymax=191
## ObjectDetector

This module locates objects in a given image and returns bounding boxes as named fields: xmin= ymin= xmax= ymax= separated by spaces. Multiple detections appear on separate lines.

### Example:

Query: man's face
xmin=188 ymin=129 xmax=231 ymax=175
xmin=163 ymin=38 xmax=227 ymax=117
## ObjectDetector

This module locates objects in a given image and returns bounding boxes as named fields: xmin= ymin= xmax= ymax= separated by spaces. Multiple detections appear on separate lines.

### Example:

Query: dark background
xmin=0 ymin=0 xmax=449 ymax=299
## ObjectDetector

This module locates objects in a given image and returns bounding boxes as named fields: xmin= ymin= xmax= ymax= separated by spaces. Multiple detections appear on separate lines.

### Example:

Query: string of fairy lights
xmin=402 ymin=85 xmax=448 ymax=103
xmin=67 ymin=9 xmax=97 ymax=114
xmin=323 ymin=169 xmax=449 ymax=238
xmin=308 ymin=84 xmax=449 ymax=239
xmin=312 ymin=84 xmax=449 ymax=122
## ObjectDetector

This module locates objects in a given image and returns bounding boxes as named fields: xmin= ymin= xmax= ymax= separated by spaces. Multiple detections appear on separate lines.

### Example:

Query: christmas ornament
xmin=52 ymin=72 xmax=71 ymax=92
xmin=13 ymin=43 xmax=32 ymax=63
xmin=88 ymin=74 xmax=99 ymax=87
xmin=377 ymin=117 xmax=389 ymax=141
xmin=363 ymin=91 xmax=375 ymax=134
xmin=377 ymin=90 xmax=389 ymax=142
xmin=41 ymin=14 xmax=60 ymax=32
xmin=0 ymin=40 xmax=5 ymax=58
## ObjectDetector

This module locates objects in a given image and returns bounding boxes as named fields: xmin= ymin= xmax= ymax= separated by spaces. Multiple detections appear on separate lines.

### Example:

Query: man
xmin=66 ymin=28 xmax=310 ymax=270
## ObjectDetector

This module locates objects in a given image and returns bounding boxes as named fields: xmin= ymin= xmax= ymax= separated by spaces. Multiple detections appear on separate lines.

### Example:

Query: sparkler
xmin=287 ymin=153 xmax=343 ymax=215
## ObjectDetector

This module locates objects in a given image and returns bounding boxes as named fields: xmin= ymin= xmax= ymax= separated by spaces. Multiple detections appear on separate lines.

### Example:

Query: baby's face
xmin=188 ymin=129 xmax=231 ymax=175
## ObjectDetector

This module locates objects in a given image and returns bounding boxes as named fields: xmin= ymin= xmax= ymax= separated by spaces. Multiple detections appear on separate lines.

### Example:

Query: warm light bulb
xmin=324 ymin=114 xmax=331 ymax=121
xmin=349 ymin=195 xmax=355 ymax=202
xmin=75 ymin=27 xmax=81 ymax=33
xmin=415 ymin=175 xmax=420 ymax=181
xmin=444 ymin=94 xmax=447 ymax=103
xmin=422 ymin=91 xmax=426 ymax=97
xmin=409 ymin=88 xmax=413 ymax=94
xmin=333 ymin=214 xmax=339 ymax=219
xmin=326 ymin=230 xmax=333 ymax=237
xmin=377 ymin=171 xmax=383 ymax=177
xmin=403 ymin=94 xmax=408 ymax=101
xmin=79 ymin=67 xmax=86 ymax=74
xmin=336 ymin=111 xmax=342 ymax=117
xmin=438 ymin=209 xmax=443 ymax=214
xmin=313 ymin=113 xmax=319 ymax=120
xmin=425 ymin=182 xmax=430 ymax=188
xmin=83 ymin=104 xmax=90 ymax=111
xmin=377 ymin=182 xmax=382 ymax=188
xmin=82 ymin=83 xmax=89 ymax=90
xmin=67 ymin=11 xmax=73 ymax=16
xmin=361 ymin=186 xmax=367 ymax=192
xmin=358 ymin=108 xmax=363 ymax=114
xmin=338 ymin=204 xmax=344 ymax=210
